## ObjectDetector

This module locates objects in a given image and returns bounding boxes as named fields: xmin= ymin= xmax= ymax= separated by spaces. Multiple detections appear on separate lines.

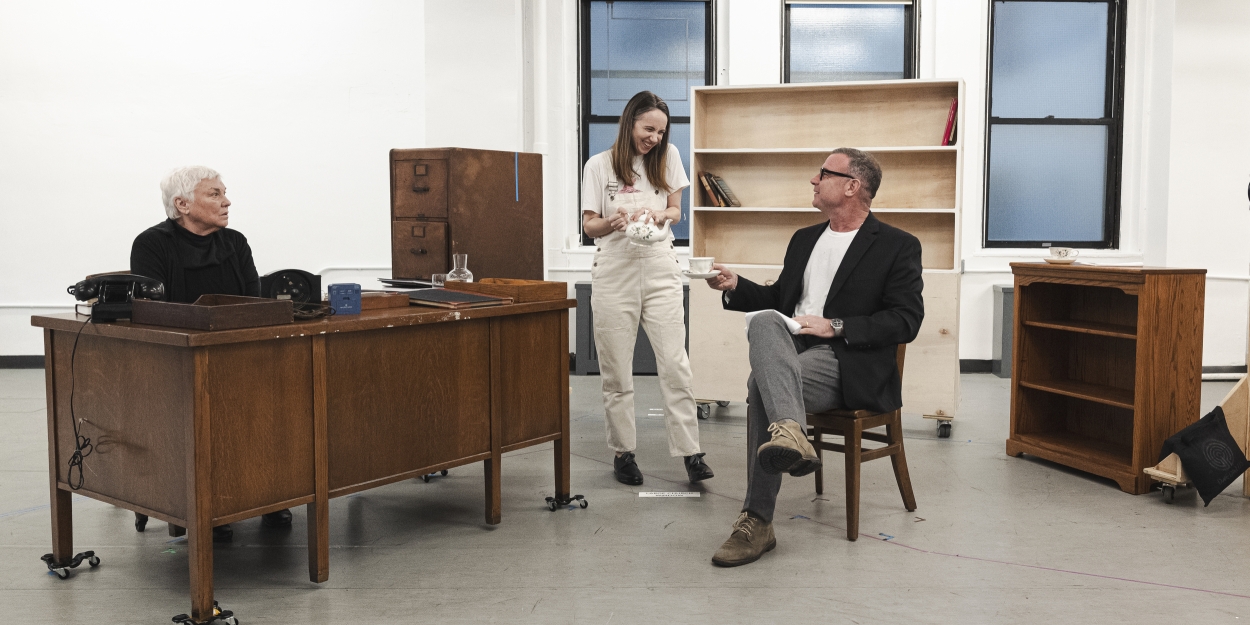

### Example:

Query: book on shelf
xmin=710 ymin=174 xmax=742 ymax=207
xmin=699 ymin=172 xmax=725 ymax=207
xmin=942 ymin=97 xmax=958 ymax=146
xmin=402 ymin=288 xmax=513 ymax=310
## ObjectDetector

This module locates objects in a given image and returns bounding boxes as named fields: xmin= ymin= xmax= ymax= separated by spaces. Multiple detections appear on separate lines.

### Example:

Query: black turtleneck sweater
xmin=130 ymin=219 xmax=260 ymax=304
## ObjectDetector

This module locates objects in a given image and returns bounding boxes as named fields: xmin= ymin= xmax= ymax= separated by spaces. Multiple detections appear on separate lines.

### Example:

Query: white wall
xmin=4 ymin=0 xmax=1247 ymax=369
xmin=0 ymin=0 xmax=426 ymax=355
xmin=1166 ymin=0 xmax=1250 ymax=367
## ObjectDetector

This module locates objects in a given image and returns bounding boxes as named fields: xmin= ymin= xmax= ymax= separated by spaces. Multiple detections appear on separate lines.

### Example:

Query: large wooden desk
xmin=32 ymin=299 xmax=575 ymax=622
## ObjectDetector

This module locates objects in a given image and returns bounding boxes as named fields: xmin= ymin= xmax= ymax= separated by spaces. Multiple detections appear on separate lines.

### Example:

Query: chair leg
xmin=886 ymin=411 xmax=917 ymax=512
xmin=813 ymin=427 xmax=824 ymax=495
xmin=844 ymin=420 xmax=862 ymax=541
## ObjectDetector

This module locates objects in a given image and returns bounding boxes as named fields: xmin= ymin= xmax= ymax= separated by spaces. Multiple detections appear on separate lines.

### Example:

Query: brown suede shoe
xmin=711 ymin=511 xmax=776 ymax=567
xmin=757 ymin=419 xmax=822 ymax=477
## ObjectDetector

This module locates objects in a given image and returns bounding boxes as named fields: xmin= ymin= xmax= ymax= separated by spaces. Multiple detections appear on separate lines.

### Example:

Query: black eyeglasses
xmin=819 ymin=168 xmax=856 ymax=181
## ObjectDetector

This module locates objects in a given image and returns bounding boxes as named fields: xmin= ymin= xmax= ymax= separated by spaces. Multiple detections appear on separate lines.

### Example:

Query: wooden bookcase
xmin=1006 ymin=263 xmax=1206 ymax=494
xmin=688 ymin=80 xmax=964 ymax=427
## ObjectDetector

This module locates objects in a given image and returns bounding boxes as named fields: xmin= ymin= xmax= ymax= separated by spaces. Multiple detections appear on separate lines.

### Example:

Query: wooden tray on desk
xmin=132 ymin=295 xmax=293 ymax=331
xmin=444 ymin=278 xmax=566 ymax=303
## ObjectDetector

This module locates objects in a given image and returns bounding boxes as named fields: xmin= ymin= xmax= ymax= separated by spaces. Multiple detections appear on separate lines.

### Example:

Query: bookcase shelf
xmin=689 ymin=79 xmax=964 ymax=422
xmin=1022 ymin=319 xmax=1137 ymax=340
xmin=1008 ymin=263 xmax=1207 ymax=494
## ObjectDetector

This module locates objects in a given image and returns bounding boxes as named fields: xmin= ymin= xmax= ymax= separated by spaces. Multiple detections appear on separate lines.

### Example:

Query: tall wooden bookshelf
xmin=688 ymin=80 xmax=964 ymax=432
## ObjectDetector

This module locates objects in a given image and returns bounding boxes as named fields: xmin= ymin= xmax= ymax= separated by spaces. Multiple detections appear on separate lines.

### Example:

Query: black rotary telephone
xmin=67 ymin=274 xmax=165 ymax=322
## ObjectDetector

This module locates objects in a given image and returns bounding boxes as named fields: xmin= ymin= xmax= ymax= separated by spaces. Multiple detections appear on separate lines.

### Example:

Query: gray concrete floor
xmin=2 ymin=369 xmax=1249 ymax=624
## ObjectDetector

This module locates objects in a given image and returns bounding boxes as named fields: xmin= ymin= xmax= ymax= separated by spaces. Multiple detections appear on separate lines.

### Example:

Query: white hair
xmin=160 ymin=166 xmax=222 ymax=220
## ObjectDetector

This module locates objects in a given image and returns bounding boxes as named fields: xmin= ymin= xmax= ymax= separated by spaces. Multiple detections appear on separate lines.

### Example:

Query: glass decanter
xmin=446 ymin=253 xmax=474 ymax=283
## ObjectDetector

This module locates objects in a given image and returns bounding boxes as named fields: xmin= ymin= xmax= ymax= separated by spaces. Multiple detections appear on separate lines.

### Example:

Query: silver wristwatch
xmin=828 ymin=318 xmax=844 ymax=337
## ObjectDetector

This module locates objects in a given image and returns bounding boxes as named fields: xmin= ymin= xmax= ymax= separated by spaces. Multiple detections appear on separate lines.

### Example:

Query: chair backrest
xmin=895 ymin=344 xmax=907 ymax=383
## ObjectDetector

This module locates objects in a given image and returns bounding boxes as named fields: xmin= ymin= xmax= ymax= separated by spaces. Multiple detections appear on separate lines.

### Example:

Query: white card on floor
xmin=639 ymin=492 xmax=701 ymax=498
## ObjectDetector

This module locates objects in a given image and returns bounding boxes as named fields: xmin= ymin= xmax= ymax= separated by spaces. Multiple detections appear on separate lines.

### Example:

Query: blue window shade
xmin=588 ymin=122 xmax=692 ymax=241
xmin=986 ymin=125 xmax=1108 ymax=242
xmin=789 ymin=4 xmax=906 ymax=83
xmin=991 ymin=2 xmax=1108 ymax=119
xmin=590 ymin=1 xmax=705 ymax=118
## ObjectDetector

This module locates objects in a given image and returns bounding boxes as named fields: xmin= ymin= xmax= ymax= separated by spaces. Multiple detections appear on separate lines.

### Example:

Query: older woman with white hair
xmin=130 ymin=166 xmax=260 ymax=304
xmin=130 ymin=166 xmax=288 ymax=540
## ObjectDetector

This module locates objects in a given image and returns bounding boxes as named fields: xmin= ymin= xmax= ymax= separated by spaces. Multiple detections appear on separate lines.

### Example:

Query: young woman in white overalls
xmin=581 ymin=91 xmax=713 ymax=486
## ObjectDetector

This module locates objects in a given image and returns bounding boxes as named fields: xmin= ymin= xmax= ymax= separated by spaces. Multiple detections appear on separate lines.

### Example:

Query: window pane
xmin=986 ymin=124 xmax=1107 ymax=242
xmin=587 ymin=122 xmax=692 ymax=240
xmin=788 ymin=4 xmax=905 ymax=83
xmin=590 ymin=1 xmax=705 ymax=117
xmin=991 ymin=1 xmax=1108 ymax=119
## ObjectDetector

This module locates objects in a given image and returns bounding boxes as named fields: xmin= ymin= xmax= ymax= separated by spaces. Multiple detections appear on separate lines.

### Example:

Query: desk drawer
xmin=392 ymin=221 xmax=448 ymax=279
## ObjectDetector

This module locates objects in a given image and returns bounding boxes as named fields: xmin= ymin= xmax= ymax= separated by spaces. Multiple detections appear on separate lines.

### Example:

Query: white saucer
xmin=682 ymin=269 xmax=721 ymax=279
xmin=1043 ymin=257 xmax=1078 ymax=264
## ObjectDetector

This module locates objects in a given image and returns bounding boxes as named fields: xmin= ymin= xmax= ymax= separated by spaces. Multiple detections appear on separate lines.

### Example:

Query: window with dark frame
xmin=783 ymin=1 xmax=919 ymax=84
xmin=984 ymin=0 xmax=1127 ymax=248
xmin=579 ymin=0 xmax=714 ymax=246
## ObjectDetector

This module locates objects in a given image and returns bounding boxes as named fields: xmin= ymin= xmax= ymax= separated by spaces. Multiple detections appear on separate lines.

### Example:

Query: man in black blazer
xmin=704 ymin=148 xmax=924 ymax=567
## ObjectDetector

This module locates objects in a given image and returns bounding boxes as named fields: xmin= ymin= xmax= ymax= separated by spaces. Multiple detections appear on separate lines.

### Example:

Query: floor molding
xmin=0 ymin=356 xmax=44 ymax=369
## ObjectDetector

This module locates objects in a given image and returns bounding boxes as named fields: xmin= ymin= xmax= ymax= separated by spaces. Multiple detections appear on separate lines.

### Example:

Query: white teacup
xmin=689 ymin=257 xmax=714 ymax=274
xmin=1049 ymin=247 xmax=1079 ymax=260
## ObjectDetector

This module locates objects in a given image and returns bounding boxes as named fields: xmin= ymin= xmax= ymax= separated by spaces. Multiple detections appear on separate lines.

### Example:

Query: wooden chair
xmin=807 ymin=344 xmax=916 ymax=541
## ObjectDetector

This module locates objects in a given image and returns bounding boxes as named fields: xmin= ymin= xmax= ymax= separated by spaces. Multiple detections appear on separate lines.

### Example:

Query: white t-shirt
xmin=580 ymin=144 xmax=691 ymax=218
xmin=793 ymin=227 xmax=859 ymax=317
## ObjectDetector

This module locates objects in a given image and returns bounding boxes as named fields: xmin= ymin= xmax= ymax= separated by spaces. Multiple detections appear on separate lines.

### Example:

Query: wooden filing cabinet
xmin=390 ymin=148 xmax=544 ymax=280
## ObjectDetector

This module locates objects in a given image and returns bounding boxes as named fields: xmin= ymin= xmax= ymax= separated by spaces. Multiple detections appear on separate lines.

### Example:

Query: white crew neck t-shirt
xmin=794 ymin=227 xmax=859 ymax=318
xmin=580 ymin=144 xmax=691 ymax=218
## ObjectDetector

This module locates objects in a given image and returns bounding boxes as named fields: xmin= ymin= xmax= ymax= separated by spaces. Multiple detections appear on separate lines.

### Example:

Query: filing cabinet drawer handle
xmin=410 ymin=247 xmax=428 ymax=256
xmin=412 ymin=164 xmax=430 ymax=193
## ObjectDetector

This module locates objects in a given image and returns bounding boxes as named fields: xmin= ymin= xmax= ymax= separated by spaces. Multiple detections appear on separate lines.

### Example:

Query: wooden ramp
xmin=1144 ymin=374 xmax=1249 ymax=498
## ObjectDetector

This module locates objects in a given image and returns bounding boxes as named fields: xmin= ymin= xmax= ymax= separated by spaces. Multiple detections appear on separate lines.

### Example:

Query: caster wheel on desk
xmin=441 ymin=470 xmax=448 ymax=476
xmin=53 ymin=568 xmax=69 ymax=579
xmin=716 ymin=400 xmax=730 ymax=407
xmin=421 ymin=475 xmax=431 ymax=483
xmin=697 ymin=403 xmax=711 ymax=420
xmin=548 ymin=500 xmax=559 ymax=511
xmin=87 ymin=556 xmax=100 ymax=567
xmin=135 ymin=513 xmax=148 ymax=532
xmin=1162 ymin=485 xmax=1175 ymax=504
xmin=579 ymin=499 xmax=589 ymax=509
xmin=937 ymin=422 xmax=952 ymax=438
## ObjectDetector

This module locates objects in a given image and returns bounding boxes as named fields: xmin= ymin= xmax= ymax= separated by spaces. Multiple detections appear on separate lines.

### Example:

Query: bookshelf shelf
xmin=689 ymin=79 xmax=964 ymax=423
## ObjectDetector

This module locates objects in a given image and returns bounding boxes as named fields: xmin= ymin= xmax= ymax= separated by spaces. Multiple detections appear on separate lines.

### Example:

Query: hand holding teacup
xmin=706 ymin=263 xmax=738 ymax=291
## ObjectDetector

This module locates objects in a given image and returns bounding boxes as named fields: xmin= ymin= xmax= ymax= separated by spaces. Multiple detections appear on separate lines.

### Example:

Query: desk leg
xmin=554 ymin=434 xmax=571 ymax=500
xmin=50 ymin=487 xmax=73 ymax=563
xmin=187 ymin=521 xmax=214 ymax=621
xmin=555 ymin=309 xmax=571 ymax=499
xmin=308 ymin=336 xmax=330 ymax=583
xmin=486 ymin=320 xmax=503 ymax=525
xmin=484 ymin=455 xmax=502 ymax=525
xmin=188 ymin=349 xmax=215 ymax=622
xmin=45 ymin=330 xmax=74 ymax=563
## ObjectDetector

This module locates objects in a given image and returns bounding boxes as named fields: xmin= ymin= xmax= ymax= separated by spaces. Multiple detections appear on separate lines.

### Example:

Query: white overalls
xmin=590 ymin=168 xmax=701 ymax=457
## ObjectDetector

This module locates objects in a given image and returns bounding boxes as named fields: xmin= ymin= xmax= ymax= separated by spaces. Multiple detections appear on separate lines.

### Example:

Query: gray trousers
xmin=743 ymin=312 xmax=843 ymax=522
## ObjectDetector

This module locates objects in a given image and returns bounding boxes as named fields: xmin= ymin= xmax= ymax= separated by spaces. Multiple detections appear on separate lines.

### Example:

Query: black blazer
xmin=723 ymin=213 xmax=924 ymax=413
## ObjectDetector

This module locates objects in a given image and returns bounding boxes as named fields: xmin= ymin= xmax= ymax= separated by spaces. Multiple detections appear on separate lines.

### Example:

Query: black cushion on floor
xmin=1160 ymin=406 xmax=1250 ymax=506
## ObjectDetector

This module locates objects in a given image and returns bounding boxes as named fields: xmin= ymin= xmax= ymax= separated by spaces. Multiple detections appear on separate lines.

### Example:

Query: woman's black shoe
xmin=685 ymin=453 xmax=715 ymax=482
xmin=614 ymin=452 xmax=644 ymax=485
xmin=261 ymin=508 xmax=293 ymax=528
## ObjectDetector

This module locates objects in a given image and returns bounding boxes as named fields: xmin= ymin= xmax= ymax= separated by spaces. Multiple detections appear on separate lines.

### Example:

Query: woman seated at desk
xmin=129 ymin=165 xmax=287 ymax=542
